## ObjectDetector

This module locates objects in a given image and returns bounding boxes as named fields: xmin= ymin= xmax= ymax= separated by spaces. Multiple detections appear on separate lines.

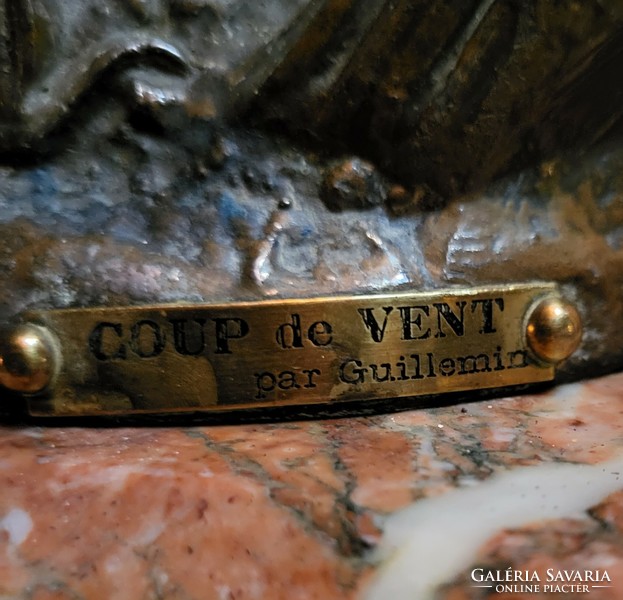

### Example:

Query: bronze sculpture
xmin=2 ymin=1 xmax=622 ymax=201
xmin=0 ymin=1 xmax=622 ymax=411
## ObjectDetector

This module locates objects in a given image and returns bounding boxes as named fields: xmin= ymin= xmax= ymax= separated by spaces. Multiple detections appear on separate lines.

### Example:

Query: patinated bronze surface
xmin=1 ymin=1 xmax=622 ymax=405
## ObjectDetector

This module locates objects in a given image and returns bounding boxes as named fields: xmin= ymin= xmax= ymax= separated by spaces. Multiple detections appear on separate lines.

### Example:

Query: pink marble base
xmin=1 ymin=374 xmax=623 ymax=599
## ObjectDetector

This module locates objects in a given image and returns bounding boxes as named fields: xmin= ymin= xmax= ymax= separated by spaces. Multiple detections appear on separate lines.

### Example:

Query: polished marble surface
xmin=0 ymin=373 xmax=622 ymax=599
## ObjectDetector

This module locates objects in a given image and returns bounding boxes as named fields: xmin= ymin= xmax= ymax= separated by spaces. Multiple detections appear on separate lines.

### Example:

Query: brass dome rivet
xmin=0 ymin=324 xmax=60 ymax=394
xmin=526 ymin=297 xmax=582 ymax=364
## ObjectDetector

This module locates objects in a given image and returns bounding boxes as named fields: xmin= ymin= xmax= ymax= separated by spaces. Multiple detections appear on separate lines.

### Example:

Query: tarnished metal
xmin=0 ymin=2 xmax=619 ymax=389
xmin=1 ymin=283 xmax=579 ymax=417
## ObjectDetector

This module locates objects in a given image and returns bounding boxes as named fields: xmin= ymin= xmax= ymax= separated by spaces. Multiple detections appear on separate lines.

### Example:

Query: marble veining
xmin=366 ymin=455 xmax=623 ymax=599
xmin=0 ymin=374 xmax=622 ymax=598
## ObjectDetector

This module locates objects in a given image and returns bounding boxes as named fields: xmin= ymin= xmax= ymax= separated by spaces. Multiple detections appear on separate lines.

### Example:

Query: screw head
xmin=526 ymin=297 xmax=582 ymax=364
xmin=0 ymin=324 xmax=60 ymax=394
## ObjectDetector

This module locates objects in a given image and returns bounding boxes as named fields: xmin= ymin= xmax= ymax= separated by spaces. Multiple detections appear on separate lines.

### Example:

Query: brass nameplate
xmin=21 ymin=283 xmax=571 ymax=416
